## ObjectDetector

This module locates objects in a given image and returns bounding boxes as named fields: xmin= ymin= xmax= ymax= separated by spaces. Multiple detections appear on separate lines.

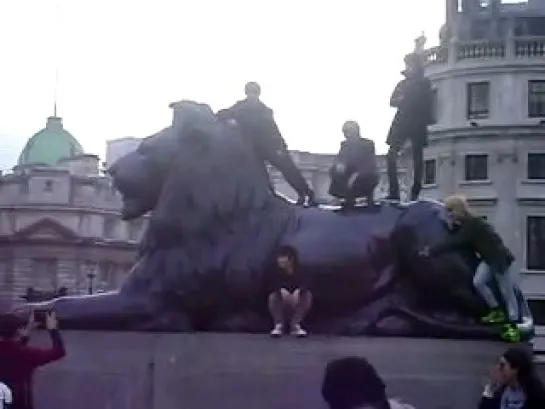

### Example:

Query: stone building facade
xmin=420 ymin=0 xmax=545 ymax=318
xmin=0 ymin=117 xmax=145 ymax=310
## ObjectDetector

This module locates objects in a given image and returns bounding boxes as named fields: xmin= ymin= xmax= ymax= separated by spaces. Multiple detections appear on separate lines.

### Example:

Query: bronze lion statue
xmin=14 ymin=101 xmax=533 ymax=339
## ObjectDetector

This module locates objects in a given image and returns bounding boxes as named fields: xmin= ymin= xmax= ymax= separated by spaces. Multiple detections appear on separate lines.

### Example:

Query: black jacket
xmin=217 ymin=98 xmax=287 ymax=154
xmin=331 ymin=137 xmax=377 ymax=179
xmin=386 ymin=72 xmax=434 ymax=147
xmin=430 ymin=215 xmax=515 ymax=272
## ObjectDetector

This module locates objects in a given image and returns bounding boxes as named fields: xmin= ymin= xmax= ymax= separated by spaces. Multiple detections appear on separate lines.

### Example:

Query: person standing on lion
xmin=266 ymin=245 xmax=313 ymax=337
xmin=217 ymin=82 xmax=316 ymax=206
xmin=329 ymin=121 xmax=378 ymax=210
xmin=418 ymin=195 xmax=521 ymax=342
xmin=386 ymin=52 xmax=434 ymax=201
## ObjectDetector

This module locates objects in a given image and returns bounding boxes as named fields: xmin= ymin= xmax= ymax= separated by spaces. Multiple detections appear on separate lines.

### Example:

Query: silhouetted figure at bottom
xmin=266 ymin=246 xmax=312 ymax=337
xmin=322 ymin=357 xmax=416 ymax=409
xmin=329 ymin=121 xmax=378 ymax=209
xmin=386 ymin=53 xmax=434 ymax=201
xmin=217 ymin=82 xmax=315 ymax=206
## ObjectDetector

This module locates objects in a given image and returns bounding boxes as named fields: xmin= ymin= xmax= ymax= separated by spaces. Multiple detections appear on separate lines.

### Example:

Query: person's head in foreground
xmin=244 ymin=81 xmax=261 ymax=101
xmin=342 ymin=121 xmax=360 ymax=141
xmin=322 ymin=357 xmax=414 ymax=409
xmin=491 ymin=347 xmax=545 ymax=399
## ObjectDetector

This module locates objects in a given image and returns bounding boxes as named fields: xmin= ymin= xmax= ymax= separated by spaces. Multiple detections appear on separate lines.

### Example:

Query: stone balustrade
xmin=425 ymin=36 xmax=545 ymax=66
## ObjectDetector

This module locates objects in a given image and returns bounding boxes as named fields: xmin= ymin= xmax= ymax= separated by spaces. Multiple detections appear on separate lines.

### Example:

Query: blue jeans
xmin=473 ymin=261 xmax=519 ymax=322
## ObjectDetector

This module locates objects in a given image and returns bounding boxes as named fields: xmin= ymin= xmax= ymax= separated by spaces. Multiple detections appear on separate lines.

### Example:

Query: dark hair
xmin=503 ymin=347 xmax=545 ymax=402
xmin=322 ymin=357 xmax=389 ymax=409
xmin=277 ymin=245 xmax=299 ymax=266
xmin=244 ymin=82 xmax=261 ymax=96
xmin=0 ymin=314 xmax=22 ymax=339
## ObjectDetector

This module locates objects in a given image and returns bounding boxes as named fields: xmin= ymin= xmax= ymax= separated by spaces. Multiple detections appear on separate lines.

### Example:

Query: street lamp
xmin=86 ymin=265 xmax=97 ymax=295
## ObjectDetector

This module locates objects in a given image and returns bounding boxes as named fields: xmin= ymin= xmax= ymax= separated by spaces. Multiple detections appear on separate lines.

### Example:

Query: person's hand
xmin=487 ymin=363 xmax=504 ymax=387
xmin=18 ymin=310 xmax=39 ymax=338
xmin=334 ymin=163 xmax=346 ymax=174
xmin=347 ymin=173 xmax=358 ymax=189
xmin=45 ymin=311 xmax=59 ymax=331
xmin=418 ymin=246 xmax=430 ymax=257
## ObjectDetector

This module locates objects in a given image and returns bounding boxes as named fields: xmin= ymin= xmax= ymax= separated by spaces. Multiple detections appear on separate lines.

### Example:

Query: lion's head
xmin=109 ymin=100 xmax=286 ymax=239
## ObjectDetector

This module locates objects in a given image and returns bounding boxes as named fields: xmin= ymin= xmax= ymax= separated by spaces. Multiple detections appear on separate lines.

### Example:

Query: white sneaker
xmin=291 ymin=324 xmax=307 ymax=337
xmin=270 ymin=324 xmax=283 ymax=337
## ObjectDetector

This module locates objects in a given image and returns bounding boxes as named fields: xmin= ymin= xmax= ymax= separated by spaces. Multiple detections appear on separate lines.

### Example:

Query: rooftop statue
xmin=12 ymin=101 xmax=533 ymax=340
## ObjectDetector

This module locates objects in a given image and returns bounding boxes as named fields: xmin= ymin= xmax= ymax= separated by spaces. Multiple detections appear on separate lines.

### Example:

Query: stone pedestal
xmin=30 ymin=332 xmax=518 ymax=409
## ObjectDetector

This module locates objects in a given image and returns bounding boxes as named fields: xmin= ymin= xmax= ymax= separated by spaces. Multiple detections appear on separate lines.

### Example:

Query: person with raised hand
xmin=0 ymin=310 xmax=66 ymax=409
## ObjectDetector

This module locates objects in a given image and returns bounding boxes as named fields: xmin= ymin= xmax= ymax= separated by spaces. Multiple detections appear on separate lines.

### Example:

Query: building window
xmin=467 ymin=82 xmax=490 ymax=120
xmin=44 ymin=179 xmax=53 ymax=191
xmin=527 ymin=153 xmax=545 ymax=180
xmin=464 ymin=154 xmax=488 ymax=181
xmin=128 ymin=220 xmax=143 ymax=242
xmin=423 ymin=159 xmax=436 ymax=185
xmin=104 ymin=216 xmax=117 ymax=239
xmin=31 ymin=258 xmax=58 ymax=290
xmin=528 ymin=80 xmax=545 ymax=118
xmin=431 ymin=88 xmax=439 ymax=124
xmin=526 ymin=216 xmax=545 ymax=270
xmin=528 ymin=299 xmax=545 ymax=326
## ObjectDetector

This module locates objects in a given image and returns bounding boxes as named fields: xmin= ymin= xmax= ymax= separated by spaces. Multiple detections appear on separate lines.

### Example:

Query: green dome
xmin=18 ymin=116 xmax=84 ymax=166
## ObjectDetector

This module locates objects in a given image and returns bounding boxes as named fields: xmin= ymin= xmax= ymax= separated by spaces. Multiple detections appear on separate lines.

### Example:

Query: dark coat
xmin=329 ymin=137 xmax=378 ymax=199
xmin=430 ymin=215 xmax=515 ymax=272
xmin=386 ymin=73 xmax=434 ymax=148
xmin=332 ymin=137 xmax=377 ymax=178
xmin=217 ymin=98 xmax=287 ymax=155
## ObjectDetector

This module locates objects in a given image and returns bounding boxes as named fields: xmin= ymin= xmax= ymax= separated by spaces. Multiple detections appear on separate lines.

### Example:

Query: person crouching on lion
xmin=266 ymin=245 xmax=313 ymax=337
xmin=328 ymin=121 xmax=379 ymax=210
xmin=418 ymin=195 xmax=520 ymax=342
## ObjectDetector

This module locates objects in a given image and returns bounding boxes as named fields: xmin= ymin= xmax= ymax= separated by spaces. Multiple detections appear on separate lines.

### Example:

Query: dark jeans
xmin=386 ymin=138 xmax=424 ymax=201
xmin=263 ymin=149 xmax=311 ymax=196
xmin=329 ymin=172 xmax=378 ymax=206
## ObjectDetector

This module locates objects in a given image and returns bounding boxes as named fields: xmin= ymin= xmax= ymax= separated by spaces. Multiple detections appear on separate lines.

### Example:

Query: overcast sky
xmin=0 ymin=0 xmax=446 ymax=171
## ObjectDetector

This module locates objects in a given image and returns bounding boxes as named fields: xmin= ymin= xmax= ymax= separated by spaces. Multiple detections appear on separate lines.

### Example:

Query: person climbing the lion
xmin=217 ymin=82 xmax=316 ymax=206
xmin=419 ymin=195 xmax=521 ymax=342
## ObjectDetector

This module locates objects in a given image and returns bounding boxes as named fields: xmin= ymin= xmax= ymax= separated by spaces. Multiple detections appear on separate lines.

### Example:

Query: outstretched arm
xmin=23 ymin=312 xmax=65 ymax=368
xmin=23 ymin=329 xmax=65 ymax=368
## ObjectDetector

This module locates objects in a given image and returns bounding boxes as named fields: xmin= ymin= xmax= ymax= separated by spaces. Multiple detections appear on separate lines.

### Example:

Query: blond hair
xmin=443 ymin=194 xmax=471 ymax=216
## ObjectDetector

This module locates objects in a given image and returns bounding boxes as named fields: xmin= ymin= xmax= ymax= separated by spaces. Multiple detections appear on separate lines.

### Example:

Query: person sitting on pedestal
xmin=419 ymin=195 xmax=521 ymax=342
xmin=267 ymin=245 xmax=313 ymax=338
xmin=329 ymin=121 xmax=378 ymax=210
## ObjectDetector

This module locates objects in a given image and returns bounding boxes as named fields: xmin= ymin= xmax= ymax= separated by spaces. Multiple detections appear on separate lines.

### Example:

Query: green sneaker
xmin=501 ymin=324 xmax=521 ymax=343
xmin=481 ymin=309 xmax=506 ymax=324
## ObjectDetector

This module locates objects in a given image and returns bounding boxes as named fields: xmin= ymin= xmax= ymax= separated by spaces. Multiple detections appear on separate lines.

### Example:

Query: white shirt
xmin=0 ymin=383 xmax=12 ymax=408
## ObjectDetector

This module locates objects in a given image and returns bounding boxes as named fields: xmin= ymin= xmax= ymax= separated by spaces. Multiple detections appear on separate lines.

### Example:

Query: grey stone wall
xmin=29 ymin=332 xmax=513 ymax=409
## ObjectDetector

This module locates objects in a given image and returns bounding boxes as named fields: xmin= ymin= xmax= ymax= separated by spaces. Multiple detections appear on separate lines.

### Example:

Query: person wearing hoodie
xmin=321 ymin=356 xmax=415 ymax=409
xmin=0 ymin=311 xmax=65 ymax=409
xmin=217 ymin=82 xmax=316 ymax=206
xmin=479 ymin=347 xmax=545 ymax=409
